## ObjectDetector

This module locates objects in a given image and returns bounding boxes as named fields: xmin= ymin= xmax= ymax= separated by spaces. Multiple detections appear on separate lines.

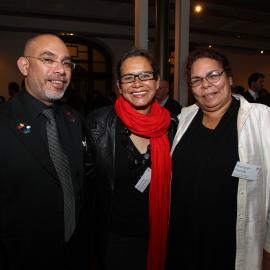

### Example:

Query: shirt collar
xmin=248 ymin=89 xmax=259 ymax=100
xmin=20 ymin=90 xmax=60 ymax=120
xmin=160 ymin=96 xmax=169 ymax=107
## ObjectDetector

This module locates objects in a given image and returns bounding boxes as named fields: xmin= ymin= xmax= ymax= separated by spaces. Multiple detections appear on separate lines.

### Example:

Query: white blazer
xmin=171 ymin=95 xmax=270 ymax=270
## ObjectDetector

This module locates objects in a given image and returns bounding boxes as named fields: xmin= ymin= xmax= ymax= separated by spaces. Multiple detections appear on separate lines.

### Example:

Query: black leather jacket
xmin=86 ymin=105 xmax=178 ymax=266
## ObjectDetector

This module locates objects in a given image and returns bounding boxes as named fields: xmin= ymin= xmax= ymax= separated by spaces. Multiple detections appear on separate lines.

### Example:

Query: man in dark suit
xmin=242 ymin=72 xmax=270 ymax=106
xmin=156 ymin=79 xmax=182 ymax=116
xmin=0 ymin=34 xmax=89 ymax=270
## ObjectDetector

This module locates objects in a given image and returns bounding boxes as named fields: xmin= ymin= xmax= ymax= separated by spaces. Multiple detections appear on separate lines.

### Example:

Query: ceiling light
xmin=194 ymin=5 xmax=203 ymax=13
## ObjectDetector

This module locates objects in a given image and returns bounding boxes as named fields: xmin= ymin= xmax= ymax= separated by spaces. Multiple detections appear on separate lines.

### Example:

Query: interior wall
xmin=0 ymin=31 xmax=133 ymax=99
xmin=226 ymin=51 xmax=270 ymax=91
xmin=0 ymin=32 xmax=31 ymax=99
xmin=0 ymin=31 xmax=269 ymax=101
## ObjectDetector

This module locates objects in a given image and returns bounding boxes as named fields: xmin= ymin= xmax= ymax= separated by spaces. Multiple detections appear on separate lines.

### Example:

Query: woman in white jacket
xmin=166 ymin=48 xmax=270 ymax=270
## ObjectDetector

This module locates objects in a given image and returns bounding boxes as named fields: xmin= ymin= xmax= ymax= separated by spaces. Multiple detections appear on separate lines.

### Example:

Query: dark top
xmin=110 ymin=119 xmax=150 ymax=238
xmin=166 ymin=98 xmax=240 ymax=270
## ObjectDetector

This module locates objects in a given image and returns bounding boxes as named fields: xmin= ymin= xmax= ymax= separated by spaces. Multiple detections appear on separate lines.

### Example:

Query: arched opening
xmin=61 ymin=35 xmax=114 ymax=116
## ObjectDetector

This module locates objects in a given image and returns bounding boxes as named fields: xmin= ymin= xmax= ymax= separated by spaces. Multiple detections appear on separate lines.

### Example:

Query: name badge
xmin=135 ymin=167 xmax=151 ymax=193
xmin=232 ymin=161 xmax=260 ymax=181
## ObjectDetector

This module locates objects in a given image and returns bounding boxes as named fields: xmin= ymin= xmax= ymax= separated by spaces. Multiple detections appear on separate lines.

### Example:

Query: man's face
xmin=17 ymin=35 xmax=72 ymax=105
xmin=156 ymin=80 xmax=169 ymax=103
xmin=252 ymin=77 xmax=265 ymax=92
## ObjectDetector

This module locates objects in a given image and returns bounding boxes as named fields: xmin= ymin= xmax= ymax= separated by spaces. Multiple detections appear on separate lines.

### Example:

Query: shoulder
xmin=0 ymin=94 xmax=22 ymax=121
xmin=178 ymin=103 xmax=199 ymax=120
xmin=248 ymin=102 xmax=270 ymax=118
xmin=60 ymin=103 xmax=86 ymax=127
xmin=233 ymin=95 xmax=270 ymax=132
xmin=86 ymin=105 xmax=116 ymax=129
xmin=236 ymin=94 xmax=270 ymax=114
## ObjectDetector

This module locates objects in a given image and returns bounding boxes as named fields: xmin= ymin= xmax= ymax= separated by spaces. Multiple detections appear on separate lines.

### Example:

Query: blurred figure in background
xmin=8 ymin=81 xmax=20 ymax=100
xmin=242 ymin=72 xmax=270 ymax=106
xmin=156 ymin=79 xmax=182 ymax=116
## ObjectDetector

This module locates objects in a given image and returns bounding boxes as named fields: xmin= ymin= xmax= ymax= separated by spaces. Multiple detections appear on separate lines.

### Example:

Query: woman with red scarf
xmin=86 ymin=48 xmax=178 ymax=270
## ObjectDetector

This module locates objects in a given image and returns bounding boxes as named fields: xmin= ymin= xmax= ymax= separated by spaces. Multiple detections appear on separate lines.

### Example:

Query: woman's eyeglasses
xmin=190 ymin=70 xmax=225 ymax=87
xmin=120 ymin=71 xmax=156 ymax=83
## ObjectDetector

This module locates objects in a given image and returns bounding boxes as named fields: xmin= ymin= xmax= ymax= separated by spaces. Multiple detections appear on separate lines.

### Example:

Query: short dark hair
xmin=116 ymin=48 xmax=159 ymax=82
xmin=185 ymin=48 xmax=233 ymax=87
xmin=248 ymin=72 xmax=265 ymax=87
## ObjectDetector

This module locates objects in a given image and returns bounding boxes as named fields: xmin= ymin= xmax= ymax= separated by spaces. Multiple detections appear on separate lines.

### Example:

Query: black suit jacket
xmin=164 ymin=97 xmax=182 ymax=116
xmin=241 ymin=91 xmax=270 ymax=106
xmin=0 ymin=91 xmax=88 ymax=270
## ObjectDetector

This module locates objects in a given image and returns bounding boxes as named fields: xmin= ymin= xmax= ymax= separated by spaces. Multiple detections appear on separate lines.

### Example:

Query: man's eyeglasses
xmin=120 ymin=71 xmax=156 ymax=83
xmin=190 ymin=70 xmax=225 ymax=87
xmin=24 ymin=56 xmax=76 ymax=71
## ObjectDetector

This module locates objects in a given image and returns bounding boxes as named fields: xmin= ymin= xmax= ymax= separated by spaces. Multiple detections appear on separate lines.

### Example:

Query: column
xmin=155 ymin=0 xmax=169 ymax=80
xmin=174 ymin=0 xmax=190 ymax=106
xmin=135 ymin=0 xmax=149 ymax=49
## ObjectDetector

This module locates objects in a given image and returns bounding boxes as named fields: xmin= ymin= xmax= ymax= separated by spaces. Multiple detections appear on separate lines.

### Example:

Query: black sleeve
xmin=167 ymin=114 xmax=179 ymax=146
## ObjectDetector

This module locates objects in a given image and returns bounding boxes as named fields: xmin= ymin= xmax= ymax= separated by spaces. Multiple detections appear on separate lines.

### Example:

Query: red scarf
xmin=115 ymin=95 xmax=171 ymax=270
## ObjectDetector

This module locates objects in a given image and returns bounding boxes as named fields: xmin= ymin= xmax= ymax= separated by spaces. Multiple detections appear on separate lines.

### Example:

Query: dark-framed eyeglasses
xmin=24 ymin=56 xmax=76 ymax=71
xmin=120 ymin=71 xmax=156 ymax=83
xmin=190 ymin=70 xmax=225 ymax=87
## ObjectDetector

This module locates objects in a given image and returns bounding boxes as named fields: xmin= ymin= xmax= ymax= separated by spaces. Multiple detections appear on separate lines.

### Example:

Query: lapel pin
xmin=64 ymin=110 xmax=76 ymax=122
xmin=17 ymin=123 xmax=31 ymax=134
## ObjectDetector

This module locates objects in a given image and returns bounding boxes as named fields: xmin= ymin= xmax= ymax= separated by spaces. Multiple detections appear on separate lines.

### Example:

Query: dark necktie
xmin=42 ymin=108 xmax=76 ymax=241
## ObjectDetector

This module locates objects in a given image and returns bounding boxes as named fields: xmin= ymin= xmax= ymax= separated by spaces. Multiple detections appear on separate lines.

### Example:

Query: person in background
xmin=0 ymin=34 xmax=89 ymax=270
xmin=242 ymin=72 xmax=270 ymax=106
xmin=8 ymin=81 xmax=20 ymax=100
xmin=166 ymin=48 xmax=270 ymax=270
xmin=156 ymin=79 xmax=182 ymax=116
xmin=86 ymin=48 xmax=178 ymax=270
